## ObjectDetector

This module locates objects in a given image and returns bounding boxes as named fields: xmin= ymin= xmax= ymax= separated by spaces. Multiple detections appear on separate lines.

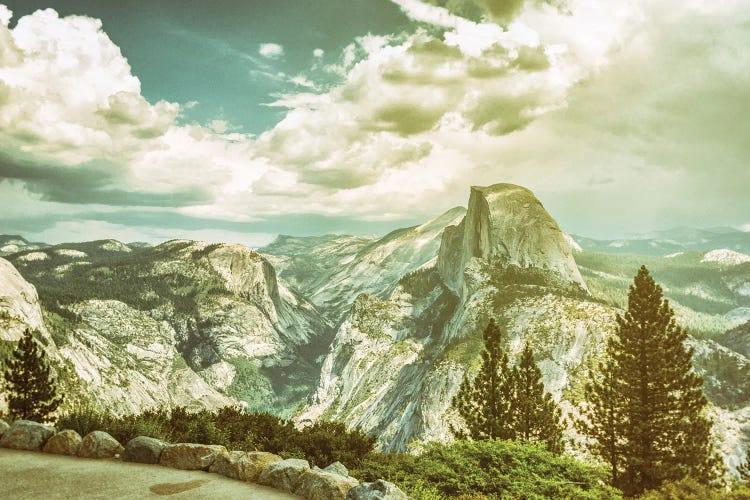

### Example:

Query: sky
xmin=0 ymin=0 xmax=748 ymax=247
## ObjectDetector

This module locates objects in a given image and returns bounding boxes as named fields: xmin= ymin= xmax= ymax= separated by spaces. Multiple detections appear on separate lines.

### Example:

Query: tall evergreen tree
xmin=579 ymin=266 xmax=719 ymax=496
xmin=451 ymin=319 xmax=516 ymax=440
xmin=514 ymin=343 xmax=564 ymax=453
xmin=2 ymin=329 xmax=61 ymax=422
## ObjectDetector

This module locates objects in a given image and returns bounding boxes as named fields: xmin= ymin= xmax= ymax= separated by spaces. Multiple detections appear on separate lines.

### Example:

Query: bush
xmin=56 ymin=405 xmax=375 ymax=468
xmin=352 ymin=440 xmax=620 ymax=500
xmin=640 ymin=477 xmax=750 ymax=499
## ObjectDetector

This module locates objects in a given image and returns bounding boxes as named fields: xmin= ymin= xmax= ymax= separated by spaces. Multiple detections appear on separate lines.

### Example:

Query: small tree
xmin=451 ymin=319 xmax=516 ymax=440
xmin=514 ymin=344 xmax=564 ymax=453
xmin=2 ymin=329 xmax=61 ymax=422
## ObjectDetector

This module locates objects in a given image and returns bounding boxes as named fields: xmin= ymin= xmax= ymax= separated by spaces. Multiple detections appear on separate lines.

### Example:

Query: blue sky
xmin=0 ymin=0 xmax=748 ymax=246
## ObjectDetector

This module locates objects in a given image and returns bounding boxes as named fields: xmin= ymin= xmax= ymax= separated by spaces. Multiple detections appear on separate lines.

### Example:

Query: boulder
xmin=159 ymin=443 xmax=226 ymax=470
xmin=346 ymin=480 xmax=409 ymax=500
xmin=209 ymin=450 xmax=282 ymax=482
xmin=78 ymin=431 xmax=124 ymax=459
xmin=123 ymin=436 xmax=167 ymax=464
xmin=0 ymin=420 xmax=55 ymax=451
xmin=258 ymin=458 xmax=310 ymax=493
xmin=323 ymin=461 xmax=349 ymax=477
xmin=294 ymin=469 xmax=359 ymax=500
xmin=0 ymin=419 xmax=9 ymax=438
xmin=42 ymin=430 xmax=82 ymax=456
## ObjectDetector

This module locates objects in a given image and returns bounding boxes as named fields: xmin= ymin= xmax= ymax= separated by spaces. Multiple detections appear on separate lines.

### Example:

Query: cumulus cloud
xmin=258 ymin=42 xmax=284 ymax=59
xmin=0 ymin=0 xmax=748 ymax=241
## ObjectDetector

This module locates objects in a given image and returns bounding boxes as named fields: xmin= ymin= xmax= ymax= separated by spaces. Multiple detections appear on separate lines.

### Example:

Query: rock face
xmin=0 ymin=257 xmax=46 ymax=341
xmin=323 ymin=461 xmax=349 ymax=477
xmin=298 ymin=184 xmax=598 ymax=451
xmin=294 ymin=469 xmax=359 ymax=500
xmin=78 ymin=431 xmax=124 ymax=459
xmin=42 ymin=430 xmax=82 ymax=456
xmin=262 ymin=207 xmax=466 ymax=323
xmin=159 ymin=443 xmax=226 ymax=471
xmin=346 ymin=480 xmax=408 ymax=500
xmin=0 ymin=420 xmax=55 ymax=451
xmin=5 ymin=239 xmax=334 ymax=417
xmin=258 ymin=458 xmax=311 ymax=493
xmin=437 ymin=184 xmax=586 ymax=295
xmin=122 ymin=436 xmax=166 ymax=464
xmin=209 ymin=450 xmax=282 ymax=482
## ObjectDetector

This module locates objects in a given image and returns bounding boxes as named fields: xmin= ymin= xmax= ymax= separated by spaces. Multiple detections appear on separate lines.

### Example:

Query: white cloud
xmin=0 ymin=1 xmax=748 ymax=237
xmin=313 ymin=48 xmax=324 ymax=58
xmin=258 ymin=42 xmax=284 ymax=59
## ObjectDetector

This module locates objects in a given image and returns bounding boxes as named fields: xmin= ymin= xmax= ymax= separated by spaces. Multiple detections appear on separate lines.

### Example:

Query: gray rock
xmin=258 ymin=458 xmax=310 ymax=493
xmin=43 ymin=430 xmax=82 ymax=456
xmin=0 ymin=420 xmax=55 ymax=451
xmin=0 ymin=419 xmax=9 ymax=438
xmin=323 ymin=461 xmax=349 ymax=477
xmin=78 ymin=431 xmax=124 ymax=459
xmin=294 ymin=469 xmax=359 ymax=500
xmin=346 ymin=480 xmax=408 ymax=500
xmin=123 ymin=436 xmax=166 ymax=464
xmin=209 ymin=450 xmax=282 ymax=482
xmin=159 ymin=443 xmax=226 ymax=470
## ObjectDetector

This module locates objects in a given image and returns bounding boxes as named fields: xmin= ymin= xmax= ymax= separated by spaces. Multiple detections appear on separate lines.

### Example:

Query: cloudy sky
xmin=0 ymin=0 xmax=748 ymax=246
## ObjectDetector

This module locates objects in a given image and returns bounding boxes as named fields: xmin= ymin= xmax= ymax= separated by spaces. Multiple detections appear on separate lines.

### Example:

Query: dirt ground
xmin=0 ymin=448 xmax=299 ymax=499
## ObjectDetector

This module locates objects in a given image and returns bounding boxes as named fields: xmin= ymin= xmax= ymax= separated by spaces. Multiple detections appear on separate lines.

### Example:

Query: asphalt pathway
xmin=0 ymin=448 xmax=299 ymax=499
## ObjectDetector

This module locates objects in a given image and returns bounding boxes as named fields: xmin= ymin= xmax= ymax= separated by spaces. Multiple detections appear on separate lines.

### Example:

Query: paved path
xmin=0 ymin=449 xmax=299 ymax=499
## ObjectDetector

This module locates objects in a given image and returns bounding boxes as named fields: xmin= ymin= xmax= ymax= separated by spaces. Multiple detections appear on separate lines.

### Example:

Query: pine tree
xmin=513 ymin=343 xmax=564 ymax=453
xmin=577 ymin=359 xmax=623 ymax=485
xmin=451 ymin=319 xmax=516 ymax=441
xmin=2 ymin=329 xmax=62 ymax=422
xmin=579 ymin=266 xmax=719 ymax=496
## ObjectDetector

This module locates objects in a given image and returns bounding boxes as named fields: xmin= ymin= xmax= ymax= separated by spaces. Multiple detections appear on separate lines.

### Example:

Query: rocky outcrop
xmin=123 ymin=436 xmax=166 ymax=464
xmin=258 ymin=458 xmax=311 ymax=493
xmin=323 ymin=461 xmax=349 ymax=476
xmin=294 ymin=469 xmax=359 ymax=500
xmin=78 ymin=431 xmax=124 ymax=459
xmin=209 ymin=450 xmax=282 ymax=482
xmin=0 ymin=420 xmax=55 ymax=451
xmin=0 ymin=257 xmax=46 ymax=341
xmin=159 ymin=443 xmax=226 ymax=470
xmin=437 ymin=184 xmax=586 ymax=295
xmin=346 ymin=480 xmax=408 ymax=499
xmin=42 ymin=430 xmax=82 ymax=456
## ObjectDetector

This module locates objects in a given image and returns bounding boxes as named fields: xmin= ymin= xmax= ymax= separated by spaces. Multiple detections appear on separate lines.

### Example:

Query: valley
xmin=1 ymin=183 xmax=749 ymax=474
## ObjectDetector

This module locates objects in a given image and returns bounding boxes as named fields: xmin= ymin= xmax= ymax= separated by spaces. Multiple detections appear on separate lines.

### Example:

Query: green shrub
xmin=640 ymin=477 xmax=750 ymax=499
xmin=352 ymin=440 xmax=620 ymax=500
xmin=56 ymin=405 xmax=375 ymax=468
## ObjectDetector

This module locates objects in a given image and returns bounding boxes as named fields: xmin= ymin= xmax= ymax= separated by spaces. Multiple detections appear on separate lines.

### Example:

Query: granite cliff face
xmin=0 ymin=258 xmax=46 ymax=341
xmin=298 ymin=183 xmax=600 ymax=450
xmin=437 ymin=184 xmax=586 ymax=295
xmin=2 ymin=240 xmax=333 ymax=416
xmin=262 ymin=207 xmax=466 ymax=323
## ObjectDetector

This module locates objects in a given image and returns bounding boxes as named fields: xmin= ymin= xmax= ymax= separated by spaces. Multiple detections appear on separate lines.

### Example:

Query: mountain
xmin=261 ymin=206 xmax=466 ymax=323
xmin=0 ymin=235 xmax=48 ymax=257
xmin=570 ymin=226 xmax=750 ymax=256
xmin=298 ymin=184 xmax=605 ymax=451
xmin=2 ymin=239 xmax=333 ymax=417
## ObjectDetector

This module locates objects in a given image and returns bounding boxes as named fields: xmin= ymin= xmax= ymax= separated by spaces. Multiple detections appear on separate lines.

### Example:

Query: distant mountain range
xmin=0 ymin=186 xmax=749 ymax=476
xmin=570 ymin=226 xmax=750 ymax=256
